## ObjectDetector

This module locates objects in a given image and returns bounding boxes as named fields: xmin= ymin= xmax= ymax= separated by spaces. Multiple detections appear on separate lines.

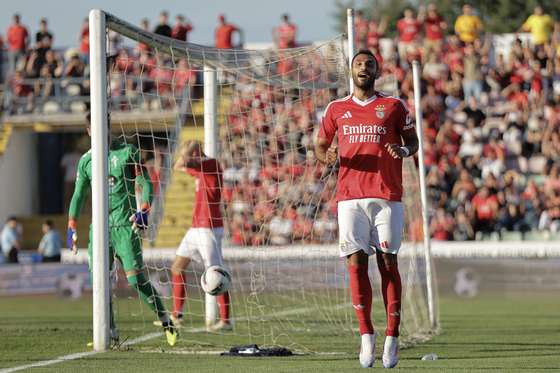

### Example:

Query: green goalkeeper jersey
xmin=68 ymin=142 xmax=153 ymax=227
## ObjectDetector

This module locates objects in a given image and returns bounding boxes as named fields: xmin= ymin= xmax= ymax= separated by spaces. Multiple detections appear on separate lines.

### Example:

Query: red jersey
xmin=215 ymin=24 xmax=237 ymax=49
xmin=318 ymin=93 xmax=415 ymax=202
xmin=471 ymin=194 xmax=497 ymax=220
xmin=187 ymin=158 xmax=223 ymax=228
xmin=425 ymin=14 xmax=444 ymax=41
xmin=172 ymin=24 xmax=193 ymax=42
xmin=275 ymin=23 xmax=296 ymax=48
xmin=397 ymin=18 xmax=420 ymax=43
xmin=7 ymin=24 xmax=28 ymax=51
xmin=80 ymin=25 xmax=89 ymax=54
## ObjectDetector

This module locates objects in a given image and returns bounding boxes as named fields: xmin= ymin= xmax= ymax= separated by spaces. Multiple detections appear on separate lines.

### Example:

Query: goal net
xmin=89 ymin=10 xmax=438 ymax=352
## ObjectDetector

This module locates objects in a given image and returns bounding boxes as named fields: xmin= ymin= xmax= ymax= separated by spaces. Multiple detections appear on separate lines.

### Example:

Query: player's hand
xmin=67 ymin=219 xmax=78 ymax=255
xmin=129 ymin=209 xmax=149 ymax=233
xmin=385 ymin=143 xmax=407 ymax=159
xmin=326 ymin=145 xmax=338 ymax=166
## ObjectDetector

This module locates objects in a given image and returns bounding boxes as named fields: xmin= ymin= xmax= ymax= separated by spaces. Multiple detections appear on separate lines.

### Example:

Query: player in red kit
xmin=168 ymin=140 xmax=231 ymax=332
xmin=315 ymin=50 xmax=418 ymax=368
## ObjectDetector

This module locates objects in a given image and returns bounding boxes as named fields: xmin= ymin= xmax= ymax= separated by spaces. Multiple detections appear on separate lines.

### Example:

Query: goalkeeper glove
xmin=129 ymin=206 xmax=149 ymax=233
xmin=67 ymin=219 xmax=78 ymax=254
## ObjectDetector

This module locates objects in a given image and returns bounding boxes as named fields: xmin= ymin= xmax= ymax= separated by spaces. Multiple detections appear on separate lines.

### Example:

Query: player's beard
xmin=352 ymin=72 xmax=375 ymax=91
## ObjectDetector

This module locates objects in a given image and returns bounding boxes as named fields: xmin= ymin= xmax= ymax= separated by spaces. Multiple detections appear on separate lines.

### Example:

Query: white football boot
xmin=359 ymin=332 xmax=376 ymax=368
xmin=382 ymin=336 xmax=399 ymax=368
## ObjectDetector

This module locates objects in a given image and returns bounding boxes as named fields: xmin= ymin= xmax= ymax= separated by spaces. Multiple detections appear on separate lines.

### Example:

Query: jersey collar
xmin=351 ymin=94 xmax=378 ymax=107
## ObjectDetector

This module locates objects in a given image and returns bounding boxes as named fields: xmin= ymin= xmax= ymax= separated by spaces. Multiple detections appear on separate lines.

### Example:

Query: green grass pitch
xmin=1 ymin=292 xmax=559 ymax=372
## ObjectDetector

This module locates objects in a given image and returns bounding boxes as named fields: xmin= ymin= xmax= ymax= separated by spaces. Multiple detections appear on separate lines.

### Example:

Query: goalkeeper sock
xmin=217 ymin=292 xmax=230 ymax=322
xmin=376 ymin=254 xmax=402 ymax=338
xmin=127 ymin=272 xmax=168 ymax=321
xmin=348 ymin=263 xmax=374 ymax=335
xmin=172 ymin=273 xmax=186 ymax=318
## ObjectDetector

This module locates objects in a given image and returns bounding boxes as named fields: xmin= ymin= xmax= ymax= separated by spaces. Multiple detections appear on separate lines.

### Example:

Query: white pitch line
xmin=1 ymin=302 xmax=349 ymax=373
xmin=0 ymin=332 xmax=164 ymax=373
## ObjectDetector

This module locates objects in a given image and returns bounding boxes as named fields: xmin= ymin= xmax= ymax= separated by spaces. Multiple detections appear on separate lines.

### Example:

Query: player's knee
xmin=171 ymin=257 xmax=190 ymax=275
xmin=376 ymin=252 xmax=398 ymax=272
xmin=346 ymin=250 xmax=369 ymax=266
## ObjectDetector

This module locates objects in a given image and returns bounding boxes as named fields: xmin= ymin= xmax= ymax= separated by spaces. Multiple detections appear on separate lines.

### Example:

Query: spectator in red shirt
xmin=396 ymin=8 xmax=421 ymax=65
xmin=173 ymin=58 xmax=197 ymax=97
xmin=273 ymin=13 xmax=297 ymax=49
xmin=6 ymin=13 xmax=29 ymax=73
xmin=419 ymin=4 xmax=447 ymax=61
xmin=137 ymin=18 xmax=151 ymax=53
xmin=215 ymin=14 xmax=243 ymax=49
xmin=171 ymin=15 xmax=193 ymax=42
xmin=78 ymin=18 xmax=89 ymax=64
xmin=470 ymin=186 xmax=499 ymax=239
xmin=354 ymin=10 xmax=369 ymax=50
xmin=366 ymin=17 xmax=387 ymax=50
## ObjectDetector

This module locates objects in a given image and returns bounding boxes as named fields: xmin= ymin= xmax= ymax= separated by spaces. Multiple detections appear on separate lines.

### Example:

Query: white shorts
xmin=337 ymin=198 xmax=404 ymax=257
xmin=176 ymin=227 xmax=224 ymax=267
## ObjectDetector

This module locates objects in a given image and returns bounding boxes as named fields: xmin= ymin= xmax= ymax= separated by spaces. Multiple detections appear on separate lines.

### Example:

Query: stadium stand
xmin=1 ymin=7 xmax=560 ymax=248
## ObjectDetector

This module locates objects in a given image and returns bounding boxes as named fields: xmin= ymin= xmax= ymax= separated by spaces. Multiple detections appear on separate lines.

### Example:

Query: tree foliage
xmin=333 ymin=0 xmax=560 ymax=36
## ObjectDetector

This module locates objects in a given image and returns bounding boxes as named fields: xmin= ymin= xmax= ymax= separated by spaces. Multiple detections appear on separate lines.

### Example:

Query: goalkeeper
xmin=66 ymin=112 xmax=177 ymax=347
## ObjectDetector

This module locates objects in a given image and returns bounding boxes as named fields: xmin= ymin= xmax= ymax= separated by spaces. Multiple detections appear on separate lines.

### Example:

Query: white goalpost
xmin=88 ymin=8 xmax=439 ymax=352
xmin=89 ymin=9 xmax=111 ymax=351
xmin=412 ymin=60 xmax=437 ymax=328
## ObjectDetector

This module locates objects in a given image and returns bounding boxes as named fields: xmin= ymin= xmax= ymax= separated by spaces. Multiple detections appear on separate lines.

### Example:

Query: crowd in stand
xmin=1 ymin=5 xmax=560 ymax=243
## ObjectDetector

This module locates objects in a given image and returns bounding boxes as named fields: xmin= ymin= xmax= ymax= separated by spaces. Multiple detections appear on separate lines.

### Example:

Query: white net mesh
xmin=100 ymin=13 xmax=437 ymax=352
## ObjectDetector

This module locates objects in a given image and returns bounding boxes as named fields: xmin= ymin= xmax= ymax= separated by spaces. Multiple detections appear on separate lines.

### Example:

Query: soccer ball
xmin=200 ymin=265 xmax=231 ymax=296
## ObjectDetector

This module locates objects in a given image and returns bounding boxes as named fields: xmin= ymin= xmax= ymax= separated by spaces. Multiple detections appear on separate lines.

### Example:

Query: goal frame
xmin=89 ymin=7 xmax=437 ymax=351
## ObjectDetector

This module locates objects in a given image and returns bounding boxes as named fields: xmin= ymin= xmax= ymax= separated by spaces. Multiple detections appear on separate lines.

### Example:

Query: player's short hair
xmin=351 ymin=49 xmax=380 ymax=77
xmin=6 ymin=216 xmax=17 ymax=223
xmin=85 ymin=111 xmax=111 ymax=128
xmin=44 ymin=220 xmax=54 ymax=228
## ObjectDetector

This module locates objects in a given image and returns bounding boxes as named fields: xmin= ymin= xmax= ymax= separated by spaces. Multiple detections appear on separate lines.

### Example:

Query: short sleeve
xmin=317 ymin=104 xmax=337 ymax=145
xmin=396 ymin=100 xmax=415 ymax=135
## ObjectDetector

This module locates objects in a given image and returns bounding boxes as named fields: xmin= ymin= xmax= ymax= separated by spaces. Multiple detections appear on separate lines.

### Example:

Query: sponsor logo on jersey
xmin=342 ymin=124 xmax=387 ymax=144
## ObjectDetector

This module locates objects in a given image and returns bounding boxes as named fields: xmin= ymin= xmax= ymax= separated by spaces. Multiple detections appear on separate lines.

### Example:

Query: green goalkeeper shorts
xmin=87 ymin=225 xmax=145 ymax=273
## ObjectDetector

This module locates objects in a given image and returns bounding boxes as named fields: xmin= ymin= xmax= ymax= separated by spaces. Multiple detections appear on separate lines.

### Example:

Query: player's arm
xmin=67 ymin=157 xmax=90 ymax=252
xmin=386 ymin=103 xmax=419 ymax=159
xmin=314 ymin=137 xmax=337 ymax=166
xmin=314 ymin=104 xmax=337 ymax=166
xmin=130 ymin=146 xmax=154 ymax=231
xmin=173 ymin=141 xmax=202 ymax=171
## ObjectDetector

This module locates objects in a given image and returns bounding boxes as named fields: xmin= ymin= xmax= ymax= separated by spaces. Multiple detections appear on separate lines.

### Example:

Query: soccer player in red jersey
xmin=315 ymin=50 xmax=418 ymax=368
xmin=169 ymin=140 xmax=231 ymax=332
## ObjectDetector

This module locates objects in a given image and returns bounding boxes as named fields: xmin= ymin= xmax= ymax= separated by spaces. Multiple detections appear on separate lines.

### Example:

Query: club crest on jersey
xmin=375 ymin=105 xmax=385 ymax=119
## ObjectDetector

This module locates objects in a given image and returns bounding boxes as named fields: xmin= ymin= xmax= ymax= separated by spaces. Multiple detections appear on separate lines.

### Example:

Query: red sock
xmin=376 ymin=255 xmax=402 ymax=338
xmin=217 ymin=292 xmax=230 ymax=322
xmin=172 ymin=273 xmax=186 ymax=318
xmin=348 ymin=263 xmax=374 ymax=335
